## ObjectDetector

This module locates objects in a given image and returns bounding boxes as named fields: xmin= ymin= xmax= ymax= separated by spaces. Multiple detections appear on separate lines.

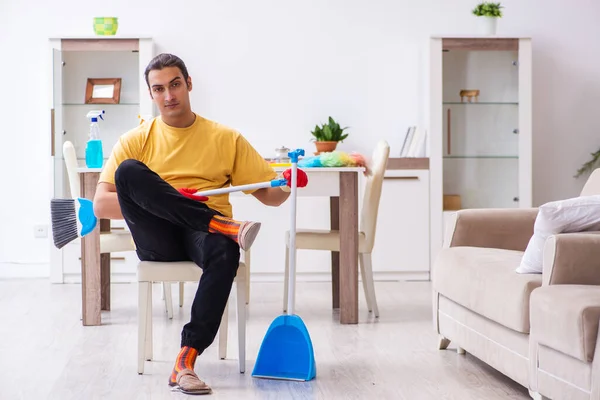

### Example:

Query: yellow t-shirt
xmin=99 ymin=114 xmax=277 ymax=218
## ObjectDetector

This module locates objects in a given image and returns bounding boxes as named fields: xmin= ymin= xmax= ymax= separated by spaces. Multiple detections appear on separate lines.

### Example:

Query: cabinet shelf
xmin=444 ymin=155 xmax=518 ymax=159
xmin=443 ymin=102 xmax=518 ymax=105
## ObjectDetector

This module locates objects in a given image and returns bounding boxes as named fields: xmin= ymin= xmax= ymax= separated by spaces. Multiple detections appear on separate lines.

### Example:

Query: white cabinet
xmin=371 ymin=168 xmax=430 ymax=281
xmin=427 ymin=36 xmax=532 ymax=264
xmin=48 ymin=36 xmax=154 ymax=283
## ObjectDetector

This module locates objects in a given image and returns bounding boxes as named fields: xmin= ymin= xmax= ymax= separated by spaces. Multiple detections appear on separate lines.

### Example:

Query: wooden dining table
xmin=76 ymin=166 xmax=364 ymax=326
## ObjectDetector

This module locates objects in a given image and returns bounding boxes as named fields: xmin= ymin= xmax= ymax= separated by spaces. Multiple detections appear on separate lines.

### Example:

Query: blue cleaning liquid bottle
xmin=85 ymin=110 xmax=105 ymax=168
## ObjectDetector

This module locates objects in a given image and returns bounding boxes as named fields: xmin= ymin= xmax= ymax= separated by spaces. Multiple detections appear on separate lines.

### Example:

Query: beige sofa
xmin=530 ymin=283 xmax=600 ymax=399
xmin=432 ymin=170 xmax=600 ymax=400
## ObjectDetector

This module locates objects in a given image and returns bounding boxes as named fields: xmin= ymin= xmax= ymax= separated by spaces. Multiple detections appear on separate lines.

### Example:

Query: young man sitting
xmin=93 ymin=53 xmax=305 ymax=394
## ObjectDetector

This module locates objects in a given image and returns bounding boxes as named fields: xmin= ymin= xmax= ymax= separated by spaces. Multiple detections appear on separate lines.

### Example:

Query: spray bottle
xmin=85 ymin=110 xmax=105 ymax=168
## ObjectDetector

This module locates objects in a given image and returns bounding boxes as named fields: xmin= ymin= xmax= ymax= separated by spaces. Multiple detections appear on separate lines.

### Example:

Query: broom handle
xmin=287 ymin=149 xmax=303 ymax=315
xmin=287 ymin=162 xmax=297 ymax=315
xmin=192 ymin=179 xmax=287 ymax=197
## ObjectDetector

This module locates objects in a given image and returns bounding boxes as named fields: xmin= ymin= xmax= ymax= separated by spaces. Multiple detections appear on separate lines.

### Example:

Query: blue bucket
xmin=252 ymin=314 xmax=316 ymax=381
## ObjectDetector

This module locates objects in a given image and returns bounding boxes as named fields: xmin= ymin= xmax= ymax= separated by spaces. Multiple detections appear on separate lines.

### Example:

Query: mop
xmin=252 ymin=148 xmax=317 ymax=381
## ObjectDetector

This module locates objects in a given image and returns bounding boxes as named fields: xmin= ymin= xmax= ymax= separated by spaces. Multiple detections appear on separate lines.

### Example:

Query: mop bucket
xmin=252 ymin=149 xmax=317 ymax=381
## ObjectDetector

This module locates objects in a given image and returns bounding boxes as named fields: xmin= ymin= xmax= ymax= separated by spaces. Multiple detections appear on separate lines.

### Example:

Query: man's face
xmin=147 ymin=66 xmax=192 ymax=119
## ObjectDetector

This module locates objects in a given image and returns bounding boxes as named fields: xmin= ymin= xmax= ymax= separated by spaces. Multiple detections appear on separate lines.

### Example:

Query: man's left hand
xmin=178 ymin=188 xmax=209 ymax=202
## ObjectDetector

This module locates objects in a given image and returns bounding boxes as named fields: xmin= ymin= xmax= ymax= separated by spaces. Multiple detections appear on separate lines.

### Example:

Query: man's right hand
xmin=178 ymin=188 xmax=209 ymax=202
xmin=282 ymin=168 xmax=308 ymax=188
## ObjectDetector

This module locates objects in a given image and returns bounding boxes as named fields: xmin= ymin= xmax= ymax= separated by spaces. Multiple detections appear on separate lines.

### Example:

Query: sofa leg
xmin=457 ymin=346 xmax=466 ymax=355
xmin=528 ymin=390 xmax=549 ymax=400
xmin=438 ymin=335 xmax=451 ymax=350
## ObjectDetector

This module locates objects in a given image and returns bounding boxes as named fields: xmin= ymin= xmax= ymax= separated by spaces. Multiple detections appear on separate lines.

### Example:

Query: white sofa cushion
xmin=517 ymin=195 xmax=600 ymax=274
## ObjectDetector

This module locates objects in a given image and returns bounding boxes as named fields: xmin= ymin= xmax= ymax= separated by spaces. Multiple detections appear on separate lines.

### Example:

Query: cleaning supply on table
xmin=320 ymin=151 xmax=352 ymax=167
xmin=85 ymin=110 xmax=105 ymax=168
xmin=297 ymin=150 xmax=368 ymax=170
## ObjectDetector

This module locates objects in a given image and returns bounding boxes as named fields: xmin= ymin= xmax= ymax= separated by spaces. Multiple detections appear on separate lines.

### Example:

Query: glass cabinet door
xmin=442 ymin=47 xmax=520 ymax=209
xmin=51 ymin=41 xmax=144 ymax=200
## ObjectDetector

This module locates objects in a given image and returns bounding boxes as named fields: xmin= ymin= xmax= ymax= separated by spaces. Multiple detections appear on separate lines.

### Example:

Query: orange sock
xmin=169 ymin=346 xmax=198 ymax=385
xmin=208 ymin=215 xmax=242 ymax=242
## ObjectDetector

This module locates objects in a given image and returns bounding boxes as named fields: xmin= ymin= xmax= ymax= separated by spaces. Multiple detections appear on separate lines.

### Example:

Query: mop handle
xmin=287 ymin=149 xmax=304 ymax=315
xmin=192 ymin=178 xmax=287 ymax=197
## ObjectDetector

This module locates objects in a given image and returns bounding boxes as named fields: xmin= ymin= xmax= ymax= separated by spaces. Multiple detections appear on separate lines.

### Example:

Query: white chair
xmin=178 ymin=248 xmax=252 ymax=310
xmin=137 ymin=260 xmax=247 ymax=374
xmin=283 ymin=140 xmax=390 ymax=318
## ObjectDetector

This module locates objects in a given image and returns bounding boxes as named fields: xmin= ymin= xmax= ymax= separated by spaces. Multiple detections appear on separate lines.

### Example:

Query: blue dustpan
xmin=252 ymin=314 xmax=316 ymax=381
xmin=252 ymin=149 xmax=317 ymax=381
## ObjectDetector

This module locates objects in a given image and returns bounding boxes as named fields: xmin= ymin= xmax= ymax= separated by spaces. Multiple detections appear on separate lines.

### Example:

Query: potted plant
xmin=310 ymin=116 xmax=349 ymax=154
xmin=575 ymin=148 xmax=600 ymax=178
xmin=472 ymin=2 xmax=503 ymax=35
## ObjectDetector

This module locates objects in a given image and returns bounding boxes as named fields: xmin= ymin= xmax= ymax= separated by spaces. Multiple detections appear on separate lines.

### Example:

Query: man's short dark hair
xmin=144 ymin=53 xmax=190 ymax=88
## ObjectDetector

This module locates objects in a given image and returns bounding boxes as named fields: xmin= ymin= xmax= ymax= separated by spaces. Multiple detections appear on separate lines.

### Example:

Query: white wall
xmin=1 ymin=0 xmax=600 ymax=277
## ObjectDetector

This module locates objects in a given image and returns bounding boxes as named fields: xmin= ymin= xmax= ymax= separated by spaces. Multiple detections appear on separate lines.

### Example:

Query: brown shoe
xmin=238 ymin=221 xmax=261 ymax=251
xmin=169 ymin=368 xmax=212 ymax=395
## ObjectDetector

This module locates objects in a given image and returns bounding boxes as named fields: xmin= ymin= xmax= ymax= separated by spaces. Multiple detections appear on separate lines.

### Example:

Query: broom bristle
xmin=50 ymin=199 xmax=78 ymax=249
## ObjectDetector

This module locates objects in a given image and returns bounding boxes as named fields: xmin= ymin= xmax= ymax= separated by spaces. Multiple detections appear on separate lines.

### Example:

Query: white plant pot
xmin=477 ymin=16 xmax=498 ymax=35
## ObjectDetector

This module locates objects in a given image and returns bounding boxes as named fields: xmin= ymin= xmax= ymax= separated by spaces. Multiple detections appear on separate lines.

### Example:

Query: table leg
xmin=80 ymin=172 xmax=102 ymax=326
xmin=330 ymin=197 xmax=340 ymax=310
xmin=100 ymin=219 xmax=111 ymax=311
xmin=339 ymin=172 xmax=359 ymax=324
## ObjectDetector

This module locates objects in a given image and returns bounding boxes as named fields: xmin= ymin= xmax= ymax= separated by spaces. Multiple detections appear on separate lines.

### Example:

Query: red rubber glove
xmin=282 ymin=168 xmax=308 ymax=188
xmin=178 ymin=188 xmax=209 ymax=202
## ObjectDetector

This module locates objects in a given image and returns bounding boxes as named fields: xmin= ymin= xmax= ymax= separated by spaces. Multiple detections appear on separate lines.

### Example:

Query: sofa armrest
xmin=543 ymin=232 xmax=600 ymax=286
xmin=445 ymin=208 xmax=538 ymax=251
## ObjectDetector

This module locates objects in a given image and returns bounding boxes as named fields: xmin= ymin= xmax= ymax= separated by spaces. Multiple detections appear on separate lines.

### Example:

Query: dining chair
xmin=283 ymin=140 xmax=390 ymax=317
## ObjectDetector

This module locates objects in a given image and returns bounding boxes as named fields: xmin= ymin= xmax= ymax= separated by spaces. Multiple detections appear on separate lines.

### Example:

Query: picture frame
xmin=85 ymin=78 xmax=122 ymax=104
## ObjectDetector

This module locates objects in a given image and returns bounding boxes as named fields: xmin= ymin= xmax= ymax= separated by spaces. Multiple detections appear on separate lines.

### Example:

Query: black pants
xmin=115 ymin=159 xmax=240 ymax=354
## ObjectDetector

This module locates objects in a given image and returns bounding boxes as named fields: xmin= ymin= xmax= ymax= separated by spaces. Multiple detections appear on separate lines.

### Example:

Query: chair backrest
xmin=63 ymin=141 xmax=80 ymax=199
xmin=580 ymin=168 xmax=600 ymax=196
xmin=359 ymin=140 xmax=390 ymax=252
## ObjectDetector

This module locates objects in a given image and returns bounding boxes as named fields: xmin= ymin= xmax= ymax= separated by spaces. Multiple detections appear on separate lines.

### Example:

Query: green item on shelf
xmin=472 ymin=2 xmax=503 ymax=18
xmin=93 ymin=17 xmax=118 ymax=36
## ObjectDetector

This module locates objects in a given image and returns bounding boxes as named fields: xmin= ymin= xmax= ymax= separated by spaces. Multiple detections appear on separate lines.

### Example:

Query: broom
xmin=50 ymin=198 xmax=97 ymax=249
xmin=50 ymin=177 xmax=289 ymax=249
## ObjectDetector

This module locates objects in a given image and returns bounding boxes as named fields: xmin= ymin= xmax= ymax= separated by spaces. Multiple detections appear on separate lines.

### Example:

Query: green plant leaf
xmin=575 ymin=148 xmax=600 ymax=178
xmin=323 ymin=125 xmax=333 ymax=141
xmin=472 ymin=2 xmax=503 ymax=17
xmin=310 ymin=116 xmax=350 ymax=142
xmin=311 ymin=124 xmax=324 ymax=141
